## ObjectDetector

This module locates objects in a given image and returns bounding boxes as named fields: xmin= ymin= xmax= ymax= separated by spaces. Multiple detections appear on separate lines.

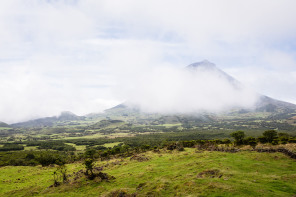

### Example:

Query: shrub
xmin=230 ymin=131 xmax=245 ymax=145
xmin=263 ymin=130 xmax=277 ymax=143
xmin=36 ymin=153 xmax=57 ymax=166
xmin=25 ymin=153 xmax=35 ymax=160
xmin=182 ymin=140 xmax=196 ymax=147
xmin=84 ymin=158 xmax=95 ymax=179
xmin=257 ymin=136 xmax=267 ymax=143
xmin=272 ymin=139 xmax=279 ymax=145
xmin=221 ymin=139 xmax=232 ymax=144
xmin=288 ymin=138 xmax=296 ymax=143
xmin=243 ymin=137 xmax=257 ymax=148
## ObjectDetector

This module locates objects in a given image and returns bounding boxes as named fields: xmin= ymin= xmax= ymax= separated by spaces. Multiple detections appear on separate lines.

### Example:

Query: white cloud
xmin=0 ymin=64 xmax=119 ymax=123
xmin=118 ymin=64 xmax=259 ymax=114
xmin=0 ymin=0 xmax=296 ymax=123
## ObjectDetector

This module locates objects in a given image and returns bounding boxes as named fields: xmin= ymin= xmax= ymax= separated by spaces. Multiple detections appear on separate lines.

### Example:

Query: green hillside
xmin=0 ymin=148 xmax=295 ymax=196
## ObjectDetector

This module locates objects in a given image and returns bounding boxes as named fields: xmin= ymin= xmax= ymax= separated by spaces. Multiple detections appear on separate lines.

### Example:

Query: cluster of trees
xmin=35 ymin=151 xmax=75 ymax=166
xmin=60 ymin=131 xmax=228 ymax=149
xmin=27 ymin=141 xmax=76 ymax=151
xmin=230 ymin=130 xmax=296 ymax=147
xmin=0 ymin=150 xmax=77 ymax=166
xmin=0 ymin=144 xmax=24 ymax=151
xmin=69 ymin=138 xmax=112 ymax=146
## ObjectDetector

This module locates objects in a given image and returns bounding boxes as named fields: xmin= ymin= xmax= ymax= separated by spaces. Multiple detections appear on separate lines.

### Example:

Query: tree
xmin=25 ymin=153 xmax=35 ymax=160
xmin=84 ymin=148 xmax=96 ymax=159
xmin=84 ymin=149 xmax=96 ymax=179
xmin=230 ymin=131 xmax=245 ymax=145
xmin=84 ymin=158 xmax=94 ymax=179
xmin=244 ymin=137 xmax=257 ymax=149
xmin=278 ymin=132 xmax=289 ymax=144
xmin=278 ymin=132 xmax=289 ymax=138
xmin=263 ymin=130 xmax=277 ymax=143
xmin=36 ymin=152 xmax=57 ymax=166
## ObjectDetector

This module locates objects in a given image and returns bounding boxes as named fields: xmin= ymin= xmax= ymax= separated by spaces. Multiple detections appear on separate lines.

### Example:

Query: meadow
xmin=0 ymin=148 xmax=295 ymax=196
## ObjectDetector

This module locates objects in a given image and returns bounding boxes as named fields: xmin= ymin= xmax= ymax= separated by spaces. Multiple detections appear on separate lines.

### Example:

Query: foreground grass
xmin=0 ymin=149 xmax=295 ymax=196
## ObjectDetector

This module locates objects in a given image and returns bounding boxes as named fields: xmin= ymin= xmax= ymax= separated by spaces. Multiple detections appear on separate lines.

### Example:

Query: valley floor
xmin=0 ymin=148 xmax=296 ymax=197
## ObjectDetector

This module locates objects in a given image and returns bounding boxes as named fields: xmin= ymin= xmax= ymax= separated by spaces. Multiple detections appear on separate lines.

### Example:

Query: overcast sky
xmin=1 ymin=0 xmax=296 ymax=123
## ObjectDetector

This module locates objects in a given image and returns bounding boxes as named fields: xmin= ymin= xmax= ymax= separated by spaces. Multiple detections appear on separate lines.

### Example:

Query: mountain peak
xmin=186 ymin=60 xmax=241 ymax=88
xmin=187 ymin=60 xmax=216 ymax=69
xmin=59 ymin=111 xmax=77 ymax=117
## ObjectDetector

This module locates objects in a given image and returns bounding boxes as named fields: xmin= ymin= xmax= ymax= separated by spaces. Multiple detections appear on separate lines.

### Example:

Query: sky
xmin=0 ymin=0 xmax=296 ymax=123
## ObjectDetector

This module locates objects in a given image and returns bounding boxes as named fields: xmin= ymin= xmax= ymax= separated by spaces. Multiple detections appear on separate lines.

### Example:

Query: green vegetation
xmin=1 ymin=109 xmax=296 ymax=197
xmin=0 ymin=150 xmax=77 ymax=166
xmin=263 ymin=130 xmax=278 ymax=143
xmin=0 ymin=148 xmax=295 ymax=196
xmin=230 ymin=130 xmax=245 ymax=145
xmin=0 ymin=144 xmax=24 ymax=151
xmin=2 ymin=113 xmax=296 ymax=145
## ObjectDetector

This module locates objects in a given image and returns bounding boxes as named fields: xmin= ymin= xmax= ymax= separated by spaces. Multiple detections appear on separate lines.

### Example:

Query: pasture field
xmin=0 ymin=148 xmax=295 ymax=197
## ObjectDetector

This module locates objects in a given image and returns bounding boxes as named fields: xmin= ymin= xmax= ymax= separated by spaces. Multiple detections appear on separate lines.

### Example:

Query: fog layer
xmin=119 ymin=62 xmax=259 ymax=114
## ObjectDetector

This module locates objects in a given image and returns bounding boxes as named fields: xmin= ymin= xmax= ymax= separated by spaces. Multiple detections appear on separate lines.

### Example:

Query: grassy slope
xmin=0 ymin=149 xmax=295 ymax=197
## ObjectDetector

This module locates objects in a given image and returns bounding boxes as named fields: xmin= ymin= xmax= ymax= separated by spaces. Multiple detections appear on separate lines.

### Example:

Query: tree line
xmin=0 ymin=129 xmax=295 ymax=167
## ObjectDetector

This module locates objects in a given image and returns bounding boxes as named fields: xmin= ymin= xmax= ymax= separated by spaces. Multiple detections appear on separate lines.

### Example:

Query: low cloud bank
xmin=118 ymin=63 xmax=259 ymax=114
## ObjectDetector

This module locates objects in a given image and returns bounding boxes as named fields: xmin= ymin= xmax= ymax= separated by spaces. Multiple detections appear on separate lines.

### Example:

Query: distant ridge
xmin=256 ymin=96 xmax=296 ymax=113
xmin=11 ymin=111 xmax=85 ymax=128
xmin=0 ymin=121 xmax=10 ymax=127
